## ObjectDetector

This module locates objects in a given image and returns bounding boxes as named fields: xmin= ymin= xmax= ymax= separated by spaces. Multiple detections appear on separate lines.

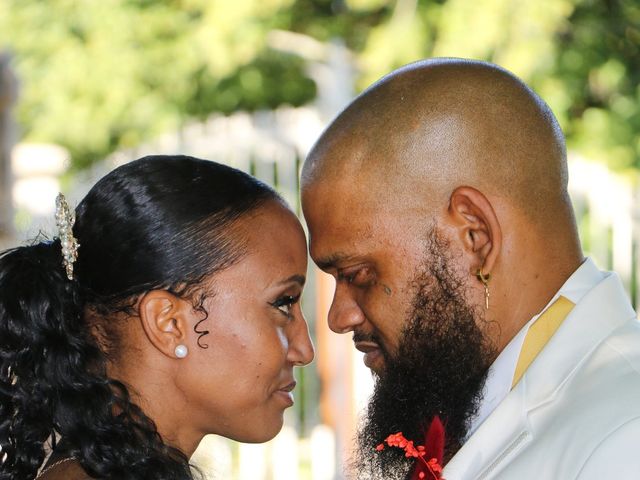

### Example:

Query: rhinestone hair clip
xmin=54 ymin=193 xmax=80 ymax=281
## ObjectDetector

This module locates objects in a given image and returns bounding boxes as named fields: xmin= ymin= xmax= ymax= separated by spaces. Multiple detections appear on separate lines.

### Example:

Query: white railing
xmin=191 ymin=425 xmax=336 ymax=480
xmin=568 ymin=154 xmax=640 ymax=308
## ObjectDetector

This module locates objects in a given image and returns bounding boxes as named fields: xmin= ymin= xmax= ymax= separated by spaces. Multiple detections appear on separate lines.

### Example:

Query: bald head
xmin=302 ymin=58 xmax=570 ymax=224
xmin=302 ymin=58 xmax=584 ymax=386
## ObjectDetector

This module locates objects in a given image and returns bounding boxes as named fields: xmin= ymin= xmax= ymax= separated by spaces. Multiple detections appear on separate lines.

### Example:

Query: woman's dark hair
xmin=0 ymin=155 xmax=281 ymax=479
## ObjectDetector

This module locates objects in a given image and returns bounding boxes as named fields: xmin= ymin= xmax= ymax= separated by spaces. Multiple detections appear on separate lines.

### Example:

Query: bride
xmin=0 ymin=155 xmax=314 ymax=479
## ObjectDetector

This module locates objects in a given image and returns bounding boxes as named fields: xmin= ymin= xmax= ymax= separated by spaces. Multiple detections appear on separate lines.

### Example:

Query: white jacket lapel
xmin=521 ymin=272 xmax=634 ymax=411
xmin=442 ymin=385 xmax=531 ymax=480
xmin=442 ymin=272 xmax=635 ymax=480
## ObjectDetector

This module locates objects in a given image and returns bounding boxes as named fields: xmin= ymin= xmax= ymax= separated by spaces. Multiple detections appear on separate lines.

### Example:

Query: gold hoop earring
xmin=475 ymin=268 xmax=491 ymax=310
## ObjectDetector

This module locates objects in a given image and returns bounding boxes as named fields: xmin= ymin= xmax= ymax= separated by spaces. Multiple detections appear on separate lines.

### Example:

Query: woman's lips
xmin=274 ymin=381 xmax=296 ymax=407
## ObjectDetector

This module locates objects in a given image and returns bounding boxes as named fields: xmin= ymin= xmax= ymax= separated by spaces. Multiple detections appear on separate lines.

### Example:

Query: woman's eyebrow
xmin=277 ymin=274 xmax=306 ymax=286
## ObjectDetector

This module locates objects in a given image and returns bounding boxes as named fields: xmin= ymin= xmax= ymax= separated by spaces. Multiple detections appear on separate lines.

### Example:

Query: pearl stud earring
xmin=175 ymin=344 xmax=188 ymax=358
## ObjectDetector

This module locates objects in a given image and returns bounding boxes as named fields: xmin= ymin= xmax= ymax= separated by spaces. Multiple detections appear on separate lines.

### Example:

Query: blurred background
xmin=0 ymin=0 xmax=639 ymax=478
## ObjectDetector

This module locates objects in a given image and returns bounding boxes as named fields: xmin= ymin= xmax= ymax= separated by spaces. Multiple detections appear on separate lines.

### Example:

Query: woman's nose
xmin=288 ymin=312 xmax=315 ymax=366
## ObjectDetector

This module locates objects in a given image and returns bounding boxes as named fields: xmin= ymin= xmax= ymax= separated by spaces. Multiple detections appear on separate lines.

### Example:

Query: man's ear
xmin=138 ymin=290 xmax=192 ymax=359
xmin=448 ymin=186 xmax=502 ymax=275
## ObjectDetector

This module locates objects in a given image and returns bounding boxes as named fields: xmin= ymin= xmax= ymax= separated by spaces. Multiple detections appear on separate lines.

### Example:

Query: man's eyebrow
xmin=315 ymin=252 xmax=352 ymax=270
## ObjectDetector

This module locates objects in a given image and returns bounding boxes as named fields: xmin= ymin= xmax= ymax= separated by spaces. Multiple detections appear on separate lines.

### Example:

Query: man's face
xmin=303 ymin=179 xmax=496 ymax=473
xmin=302 ymin=179 xmax=432 ymax=374
xmin=354 ymin=231 xmax=495 ymax=475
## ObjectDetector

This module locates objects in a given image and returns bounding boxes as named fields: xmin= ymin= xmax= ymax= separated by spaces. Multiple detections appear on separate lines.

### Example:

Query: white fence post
xmin=238 ymin=443 xmax=268 ymax=480
xmin=191 ymin=435 xmax=233 ymax=479
xmin=310 ymin=424 xmax=337 ymax=480
xmin=0 ymin=52 xmax=18 ymax=249
xmin=270 ymin=426 xmax=300 ymax=480
xmin=569 ymin=155 xmax=638 ymax=302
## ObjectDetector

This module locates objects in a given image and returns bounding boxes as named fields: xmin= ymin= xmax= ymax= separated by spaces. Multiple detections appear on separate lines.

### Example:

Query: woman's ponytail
xmin=0 ymin=240 xmax=99 ymax=479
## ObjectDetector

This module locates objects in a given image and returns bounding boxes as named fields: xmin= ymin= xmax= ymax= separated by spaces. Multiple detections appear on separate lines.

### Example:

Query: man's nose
xmin=327 ymin=286 xmax=366 ymax=334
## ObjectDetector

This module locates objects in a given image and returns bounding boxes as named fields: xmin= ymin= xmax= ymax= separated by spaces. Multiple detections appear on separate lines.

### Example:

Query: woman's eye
xmin=271 ymin=295 xmax=300 ymax=318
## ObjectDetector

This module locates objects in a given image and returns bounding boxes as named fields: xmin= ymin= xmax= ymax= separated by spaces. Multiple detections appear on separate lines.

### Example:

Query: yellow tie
xmin=511 ymin=296 xmax=575 ymax=388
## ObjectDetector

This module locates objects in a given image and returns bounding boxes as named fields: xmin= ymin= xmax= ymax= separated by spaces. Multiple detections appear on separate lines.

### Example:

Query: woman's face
xmin=179 ymin=200 xmax=314 ymax=443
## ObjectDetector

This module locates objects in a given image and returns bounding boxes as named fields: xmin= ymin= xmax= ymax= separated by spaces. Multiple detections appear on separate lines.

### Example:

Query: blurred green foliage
xmin=0 ymin=0 xmax=318 ymax=168
xmin=554 ymin=0 xmax=640 ymax=172
xmin=1 ymin=0 xmax=638 ymax=171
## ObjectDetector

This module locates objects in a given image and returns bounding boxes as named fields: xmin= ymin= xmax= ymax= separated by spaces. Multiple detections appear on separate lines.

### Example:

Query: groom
xmin=301 ymin=59 xmax=640 ymax=479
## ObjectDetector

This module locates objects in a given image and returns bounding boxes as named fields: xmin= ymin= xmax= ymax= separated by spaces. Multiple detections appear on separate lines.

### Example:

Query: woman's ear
xmin=138 ymin=290 xmax=192 ymax=359
xmin=448 ymin=186 xmax=502 ymax=275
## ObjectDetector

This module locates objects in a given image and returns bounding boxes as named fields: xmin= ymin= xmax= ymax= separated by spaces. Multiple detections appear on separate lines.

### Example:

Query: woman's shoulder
xmin=39 ymin=459 xmax=95 ymax=480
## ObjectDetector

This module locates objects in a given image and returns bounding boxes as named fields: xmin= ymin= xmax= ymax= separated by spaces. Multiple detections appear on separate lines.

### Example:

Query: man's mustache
xmin=353 ymin=331 xmax=392 ymax=363
xmin=353 ymin=331 xmax=381 ymax=345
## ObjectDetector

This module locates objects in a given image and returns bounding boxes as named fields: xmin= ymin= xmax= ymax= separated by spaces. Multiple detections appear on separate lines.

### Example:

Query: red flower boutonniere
xmin=375 ymin=416 xmax=446 ymax=480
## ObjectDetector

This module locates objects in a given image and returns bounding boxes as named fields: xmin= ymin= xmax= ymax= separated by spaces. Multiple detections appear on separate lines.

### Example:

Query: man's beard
xmin=352 ymin=232 xmax=496 ymax=480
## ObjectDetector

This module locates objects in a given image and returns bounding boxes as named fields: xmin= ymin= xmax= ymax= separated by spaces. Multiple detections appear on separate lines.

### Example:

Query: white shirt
xmin=465 ymin=257 xmax=605 ymax=439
